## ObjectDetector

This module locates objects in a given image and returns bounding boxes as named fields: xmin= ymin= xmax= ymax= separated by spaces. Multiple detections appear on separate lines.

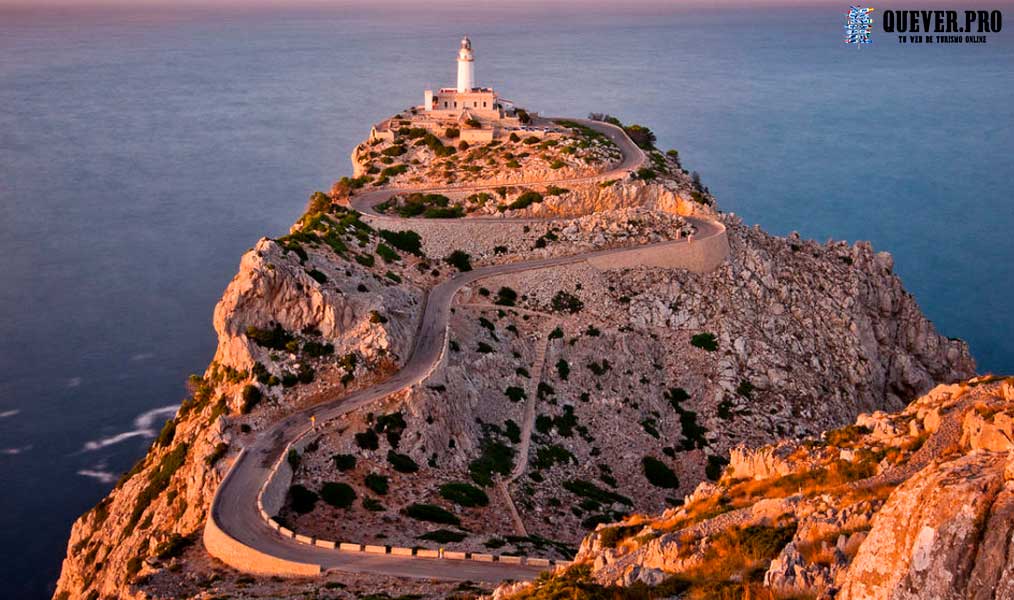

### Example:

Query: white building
xmin=423 ymin=36 xmax=512 ymax=120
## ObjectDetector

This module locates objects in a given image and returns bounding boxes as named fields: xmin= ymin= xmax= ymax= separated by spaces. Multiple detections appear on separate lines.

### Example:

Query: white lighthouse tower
xmin=456 ymin=36 xmax=475 ymax=92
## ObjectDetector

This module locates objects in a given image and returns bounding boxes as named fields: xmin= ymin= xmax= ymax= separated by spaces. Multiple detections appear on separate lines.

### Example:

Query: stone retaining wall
xmin=203 ymin=449 xmax=322 ymax=577
xmin=585 ymin=221 xmax=729 ymax=273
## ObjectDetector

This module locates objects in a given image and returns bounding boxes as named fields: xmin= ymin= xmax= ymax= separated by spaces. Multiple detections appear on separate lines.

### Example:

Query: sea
xmin=1 ymin=3 xmax=1012 ymax=597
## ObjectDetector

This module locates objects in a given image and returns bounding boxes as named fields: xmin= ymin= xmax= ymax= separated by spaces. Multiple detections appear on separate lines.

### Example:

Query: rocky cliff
xmin=502 ymin=377 xmax=1014 ymax=600
xmin=53 ymin=118 xmax=975 ymax=600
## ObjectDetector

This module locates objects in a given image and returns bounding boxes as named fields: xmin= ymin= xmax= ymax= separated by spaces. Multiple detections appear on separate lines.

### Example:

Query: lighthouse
xmin=456 ymin=36 xmax=475 ymax=92
xmin=421 ymin=36 xmax=514 ymax=125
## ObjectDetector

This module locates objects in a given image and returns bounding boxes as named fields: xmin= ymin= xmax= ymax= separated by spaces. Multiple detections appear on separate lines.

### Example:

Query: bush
xmin=642 ymin=456 xmax=679 ymax=489
xmin=355 ymin=428 xmax=379 ymax=450
xmin=690 ymin=332 xmax=718 ymax=351
xmin=378 ymin=229 xmax=423 ymax=256
xmin=504 ymin=386 xmax=527 ymax=403
xmin=376 ymin=243 xmax=399 ymax=263
xmin=445 ymin=250 xmax=472 ymax=272
xmin=245 ymin=323 xmax=294 ymax=350
xmin=403 ymin=503 xmax=460 ymax=526
xmin=624 ymin=124 xmax=657 ymax=150
xmin=445 ymin=127 xmax=460 ymax=138
xmin=665 ymin=387 xmax=690 ymax=410
xmin=418 ymin=529 xmax=467 ymax=543
xmin=205 ymin=442 xmax=228 ymax=466
xmin=556 ymin=359 xmax=570 ymax=380
xmin=551 ymin=291 xmax=584 ymax=314
xmin=333 ymin=454 xmax=357 ymax=471
xmin=289 ymin=484 xmax=318 ymax=513
xmin=706 ymin=454 xmax=729 ymax=481
xmin=156 ymin=419 xmax=176 ymax=447
xmin=495 ymin=287 xmax=517 ymax=306
xmin=439 ymin=482 xmax=489 ymax=507
xmin=320 ymin=482 xmax=356 ymax=508
xmin=365 ymin=473 xmax=389 ymax=495
xmin=469 ymin=439 xmax=515 ymax=486
xmin=598 ymin=525 xmax=640 ymax=549
xmin=563 ymin=479 xmax=632 ymax=506
xmin=387 ymin=450 xmax=419 ymax=473
xmin=363 ymin=497 xmax=384 ymax=512
xmin=549 ymin=159 xmax=565 ymax=169
xmin=381 ymin=144 xmax=406 ymax=157
xmin=240 ymin=385 xmax=262 ymax=414
xmin=507 ymin=191 xmax=543 ymax=210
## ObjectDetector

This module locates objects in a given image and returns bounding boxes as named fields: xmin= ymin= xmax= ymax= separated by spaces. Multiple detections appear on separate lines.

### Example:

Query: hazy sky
xmin=7 ymin=0 xmax=1010 ymax=10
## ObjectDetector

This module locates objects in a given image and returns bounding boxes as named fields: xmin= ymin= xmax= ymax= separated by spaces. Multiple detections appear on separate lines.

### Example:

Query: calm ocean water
xmin=1 ymin=4 xmax=1012 ymax=597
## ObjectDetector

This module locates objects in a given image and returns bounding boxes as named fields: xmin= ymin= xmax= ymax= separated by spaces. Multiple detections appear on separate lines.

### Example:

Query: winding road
xmin=204 ymin=118 xmax=726 ymax=583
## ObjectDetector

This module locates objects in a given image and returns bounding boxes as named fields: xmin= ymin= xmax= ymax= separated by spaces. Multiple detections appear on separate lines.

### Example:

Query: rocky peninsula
xmin=53 ymin=107 xmax=978 ymax=600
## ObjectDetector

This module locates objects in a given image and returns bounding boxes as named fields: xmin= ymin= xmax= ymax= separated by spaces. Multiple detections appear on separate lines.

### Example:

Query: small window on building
xmin=473 ymin=101 xmax=477 ymax=107
xmin=444 ymin=102 xmax=448 ymax=108
xmin=453 ymin=101 xmax=457 ymax=108
xmin=483 ymin=102 xmax=487 ymax=107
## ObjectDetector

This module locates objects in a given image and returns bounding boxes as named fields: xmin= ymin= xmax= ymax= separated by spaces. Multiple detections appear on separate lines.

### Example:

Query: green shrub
xmin=642 ymin=456 xmax=679 ymax=489
xmin=507 ymin=191 xmax=543 ymax=210
xmin=381 ymin=144 xmax=406 ymax=156
xmin=548 ymin=326 xmax=563 ymax=340
xmin=563 ymin=479 xmax=632 ymax=506
xmin=504 ymin=386 xmax=527 ymax=403
xmin=469 ymin=439 xmax=515 ymax=486
xmin=155 ymin=533 xmax=194 ymax=560
xmin=736 ymin=380 xmax=754 ymax=399
xmin=245 ymin=323 xmax=294 ymax=350
xmin=354 ymin=253 xmax=375 ymax=267
xmin=445 ymin=250 xmax=472 ymax=272
xmin=240 ymin=385 xmax=262 ymax=414
xmin=556 ymin=359 xmax=570 ymax=380
xmin=706 ymin=454 xmax=729 ymax=481
xmin=690 ymin=332 xmax=718 ymax=351
xmin=206 ymin=442 xmax=228 ymax=466
xmin=495 ymin=287 xmax=518 ymax=306
xmin=533 ymin=444 xmax=576 ymax=469
xmin=333 ymin=454 xmax=357 ymax=471
xmin=378 ymin=229 xmax=424 ymax=256
xmin=124 ymin=442 xmax=190 ymax=534
xmin=387 ymin=450 xmax=419 ymax=473
xmin=355 ymin=428 xmax=379 ymax=450
xmin=598 ymin=525 xmax=640 ymax=549
xmin=439 ymin=482 xmax=489 ymax=507
xmin=418 ymin=529 xmax=466 ymax=543
xmin=376 ymin=243 xmax=399 ymax=263
xmin=624 ymin=124 xmax=657 ymax=150
xmin=551 ymin=291 xmax=584 ymax=313
xmin=364 ymin=473 xmax=389 ymax=495
xmin=445 ymin=127 xmax=460 ymax=138
xmin=320 ymin=482 xmax=356 ymax=508
xmin=403 ymin=503 xmax=460 ymax=526
xmin=504 ymin=420 xmax=522 ymax=444
xmin=156 ymin=419 xmax=176 ymax=447
xmin=549 ymin=159 xmax=565 ymax=169
xmin=665 ymin=387 xmax=690 ymax=410
xmin=289 ymin=484 xmax=318 ymax=513
xmin=363 ymin=497 xmax=385 ymax=512
xmin=477 ymin=342 xmax=494 ymax=354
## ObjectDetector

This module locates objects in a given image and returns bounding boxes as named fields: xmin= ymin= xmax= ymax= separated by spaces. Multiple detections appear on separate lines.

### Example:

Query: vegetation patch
xmin=417 ymin=529 xmax=467 ymax=544
xmin=439 ymin=482 xmax=489 ymax=507
xmin=403 ymin=503 xmax=460 ymax=526
xmin=320 ymin=482 xmax=356 ymax=508
xmin=387 ymin=450 xmax=419 ymax=473
xmin=690 ymin=332 xmax=719 ymax=352
xmin=642 ymin=456 xmax=680 ymax=489
xmin=288 ymin=484 xmax=319 ymax=514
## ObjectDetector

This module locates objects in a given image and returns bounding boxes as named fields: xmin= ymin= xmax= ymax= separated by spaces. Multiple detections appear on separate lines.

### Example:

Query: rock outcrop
xmin=507 ymin=378 xmax=1014 ymax=600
